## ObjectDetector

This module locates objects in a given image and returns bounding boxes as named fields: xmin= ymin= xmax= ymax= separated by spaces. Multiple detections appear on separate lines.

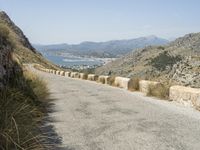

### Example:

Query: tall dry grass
xmin=107 ymin=76 xmax=116 ymax=86
xmin=128 ymin=77 xmax=140 ymax=91
xmin=0 ymin=70 xmax=50 ymax=150
xmin=147 ymin=82 xmax=171 ymax=100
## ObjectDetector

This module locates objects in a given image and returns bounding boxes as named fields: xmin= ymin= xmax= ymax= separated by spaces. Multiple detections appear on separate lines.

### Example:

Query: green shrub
xmin=157 ymin=46 xmax=165 ymax=50
xmin=149 ymin=51 xmax=182 ymax=71
xmin=128 ymin=77 xmax=140 ymax=91
xmin=147 ymin=83 xmax=170 ymax=99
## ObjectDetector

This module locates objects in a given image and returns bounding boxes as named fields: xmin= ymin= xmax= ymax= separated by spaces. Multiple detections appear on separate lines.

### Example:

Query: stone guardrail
xmin=169 ymin=86 xmax=200 ymax=110
xmin=34 ymin=64 xmax=200 ymax=111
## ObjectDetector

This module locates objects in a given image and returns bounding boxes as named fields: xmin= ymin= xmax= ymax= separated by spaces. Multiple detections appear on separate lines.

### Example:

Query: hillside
xmin=34 ymin=36 xmax=168 ymax=58
xmin=96 ymin=32 xmax=200 ymax=88
xmin=0 ymin=11 xmax=57 ymax=69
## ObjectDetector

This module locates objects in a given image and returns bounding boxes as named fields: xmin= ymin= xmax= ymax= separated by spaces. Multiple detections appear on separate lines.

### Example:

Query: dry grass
xmin=0 ymin=23 xmax=9 ymax=39
xmin=80 ymin=73 xmax=88 ymax=80
xmin=98 ymin=77 xmax=105 ymax=84
xmin=108 ymin=76 xmax=116 ymax=86
xmin=147 ymin=82 xmax=171 ymax=100
xmin=128 ymin=77 xmax=140 ymax=91
xmin=24 ymin=70 xmax=49 ymax=101
xmin=0 ymin=70 xmax=50 ymax=150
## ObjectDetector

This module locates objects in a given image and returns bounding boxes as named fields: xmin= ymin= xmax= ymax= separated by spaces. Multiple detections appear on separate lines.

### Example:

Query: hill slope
xmin=0 ymin=11 xmax=57 ymax=69
xmin=34 ymin=36 xmax=168 ymax=58
xmin=96 ymin=33 xmax=200 ymax=88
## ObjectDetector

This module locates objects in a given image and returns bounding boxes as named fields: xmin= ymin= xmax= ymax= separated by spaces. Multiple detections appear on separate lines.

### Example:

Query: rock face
xmin=0 ymin=24 xmax=21 ymax=88
xmin=0 ymin=11 xmax=36 ymax=53
xmin=0 ymin=11 xmax=57 ymax=69
xmin=96 ymin=32 xmax=200 ymax=88
xmin=169 ymin=57 xmax=200 ymax=88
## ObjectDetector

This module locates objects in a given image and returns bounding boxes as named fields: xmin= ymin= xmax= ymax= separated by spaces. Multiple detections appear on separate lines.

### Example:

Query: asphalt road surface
xmin=35 ymin=69 xmax=200 ymax=150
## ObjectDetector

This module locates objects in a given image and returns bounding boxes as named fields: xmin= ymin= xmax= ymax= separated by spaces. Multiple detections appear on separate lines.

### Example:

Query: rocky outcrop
xmin=0 ymin=11 xmax=36 ymax=53
xmin=0 ymin=11 xmax=58 ymax=69
xmin=169 ymin=57 xmax=200 ymax=88
xmin=0 ymin=24 xmax=21 ymax=88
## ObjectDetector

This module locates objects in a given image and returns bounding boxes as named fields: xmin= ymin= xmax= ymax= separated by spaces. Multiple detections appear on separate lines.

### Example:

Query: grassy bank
xmin=0 ymin=70 xmax=50 ymax=150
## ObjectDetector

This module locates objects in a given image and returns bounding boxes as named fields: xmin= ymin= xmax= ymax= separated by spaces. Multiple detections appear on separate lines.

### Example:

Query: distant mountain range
xmin=34 ymin=36 xmax=168 ymax=58
xmin=96 ymin=32 xmax=200 ymax=88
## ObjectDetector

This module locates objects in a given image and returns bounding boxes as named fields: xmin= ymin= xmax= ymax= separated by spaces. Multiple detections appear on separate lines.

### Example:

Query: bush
xmin=108 ymin=76 xmax=116 ymax=86
xmin=157 ymin=46 xmax=165 ymax=50
xmin=128 ymin=77 xmax=140 ymax=91
xmin=149 ymin=51 xmax=182 ymax=71
xmin=147 ymin=83 xmax=170 ymax=99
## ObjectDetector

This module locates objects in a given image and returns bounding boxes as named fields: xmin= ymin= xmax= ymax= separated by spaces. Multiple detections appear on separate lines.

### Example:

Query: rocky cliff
xmin=0 ymin=11 xmax=57 ymax=69
xmin=0 ymin=24 xmax=21 ymax=88
xmin=96 ymin=33 xmax=200 ymax=88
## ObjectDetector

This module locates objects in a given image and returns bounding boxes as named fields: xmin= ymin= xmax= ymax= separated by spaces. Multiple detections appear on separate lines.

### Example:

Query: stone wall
xmin=114 ymin=77 xmax=130 ymax=89
xmin=169 ymin=86 xmax=200 ymax=109
xmin=139 ymin=80 xmax=160 ymax=94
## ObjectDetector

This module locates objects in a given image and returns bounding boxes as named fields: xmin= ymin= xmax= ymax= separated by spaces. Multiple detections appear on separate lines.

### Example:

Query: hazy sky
xmin=1 ymin=0 xmax=200 ymax=44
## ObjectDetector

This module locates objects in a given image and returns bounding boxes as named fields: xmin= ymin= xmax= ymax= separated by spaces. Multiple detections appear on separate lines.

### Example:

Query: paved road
xmin=35 ymin=69 xmax=200 ymax=150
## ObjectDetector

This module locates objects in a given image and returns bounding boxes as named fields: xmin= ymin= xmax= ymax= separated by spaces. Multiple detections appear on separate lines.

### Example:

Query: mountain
xmin=34 ymin=36 xmax=168 ymax=58
xmin=0 ymin=11 xmax=57 ymax=69
xmin=96 ymin=32 xmax=200 ymax=88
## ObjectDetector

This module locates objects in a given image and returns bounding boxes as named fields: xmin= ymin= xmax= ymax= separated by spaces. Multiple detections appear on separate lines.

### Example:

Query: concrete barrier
xmin=56 ymin=70 xmax=60 ymax=75
xmin=79 ymin=73 xmax=88 ymax=80
xmin=139 ymin=80 xmax=160 ymax=94
xmin=60 ymin=71 xmax=65 ymax=76
xmin=169 ymin=86 xmax=200 ymax=109
xmin=87 ymin=74 xmax=99 ymax=81
xmin=114 ymin=77 xmax=130 ymax=89
xmin=98 ymin=75 xmax=110 ymax=84
xmin=70 ymin=72 xmax=79 ymax=78
xmin=64 ymin=72 xmax=71 ymax=77
xmin=52 ymin=70 xmax=56 ymax=74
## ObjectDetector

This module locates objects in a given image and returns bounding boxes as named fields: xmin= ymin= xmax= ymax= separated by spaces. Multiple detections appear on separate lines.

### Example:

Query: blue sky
xmin=0 ymin=0 xmax=200 ymax=44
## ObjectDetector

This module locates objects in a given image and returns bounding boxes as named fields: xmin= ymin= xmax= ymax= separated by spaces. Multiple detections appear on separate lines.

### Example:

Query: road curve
xmin=35 ymin=69 xmax=200 ymax=150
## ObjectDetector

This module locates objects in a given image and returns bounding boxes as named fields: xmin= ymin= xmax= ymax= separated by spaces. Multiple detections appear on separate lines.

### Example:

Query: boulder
xmin=169 ymin=85 xmax=200 ymax=109
xmin=114 ymin=77 xmax=130 ymax=89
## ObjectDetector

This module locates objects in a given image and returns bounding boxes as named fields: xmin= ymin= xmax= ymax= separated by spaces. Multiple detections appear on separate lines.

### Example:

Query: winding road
xmin=35 ymin=69 xmax=200 ymax=150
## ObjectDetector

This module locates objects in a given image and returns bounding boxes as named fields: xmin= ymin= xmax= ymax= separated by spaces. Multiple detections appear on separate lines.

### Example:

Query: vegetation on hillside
xmin=0 ymin=69 xmax=51 ymax=150
xmin=0 ymin=11 xmax=58 ymax=70
xmin=149 ymin=51 xmax=182 ymax=71
xmin=0 ymin=15 xmax=56 ymax=150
